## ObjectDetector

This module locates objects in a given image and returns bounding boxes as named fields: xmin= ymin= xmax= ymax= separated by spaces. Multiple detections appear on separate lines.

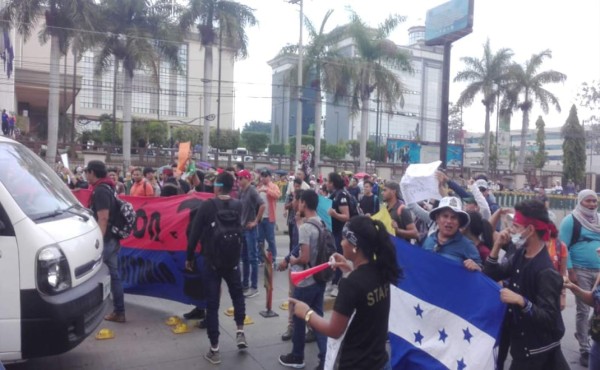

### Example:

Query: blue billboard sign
xmin=425 ymin=0 xmax=474 ymax=46
xmin=387 ymin=139 xmax=464 ymax=168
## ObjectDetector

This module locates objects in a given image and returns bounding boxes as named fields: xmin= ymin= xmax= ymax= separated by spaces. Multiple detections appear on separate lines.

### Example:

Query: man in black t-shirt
xmin=86 ymin=160 xmax=126 ymax=323
xmin=186 ymin=172 xmax=247 ymax=365
xmin=326 ymin=172 xmax=351 ymax=297
xmin=358 ymin=180 xmax=380 ymax=216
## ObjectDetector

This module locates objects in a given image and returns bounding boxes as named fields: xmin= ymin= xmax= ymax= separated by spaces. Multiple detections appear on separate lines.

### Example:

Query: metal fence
xmin=494 ymin=192 xmax=577 ymax=211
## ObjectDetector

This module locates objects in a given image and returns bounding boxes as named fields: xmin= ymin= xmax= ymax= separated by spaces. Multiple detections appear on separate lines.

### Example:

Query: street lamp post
xmin=289 ymin=0 xmax=303 ymax=170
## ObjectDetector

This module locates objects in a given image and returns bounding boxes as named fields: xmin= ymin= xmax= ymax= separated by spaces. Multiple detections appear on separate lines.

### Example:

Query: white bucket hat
xmin=429 ymin=196 xmax=470 ymax=228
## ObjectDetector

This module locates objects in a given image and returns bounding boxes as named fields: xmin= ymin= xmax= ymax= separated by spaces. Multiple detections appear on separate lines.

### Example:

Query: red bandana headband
xmin=513 ymin=211 xmax=557 ymax=241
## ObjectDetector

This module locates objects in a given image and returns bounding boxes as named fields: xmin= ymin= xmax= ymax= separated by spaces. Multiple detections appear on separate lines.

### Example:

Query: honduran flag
xmin=389 ymin=238 xmax=506 ymax=370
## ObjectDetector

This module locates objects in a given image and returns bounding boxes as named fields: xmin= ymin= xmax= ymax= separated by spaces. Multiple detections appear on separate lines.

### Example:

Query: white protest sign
xmin=324 ymin=311 xmax=355 ymax=370
xmin=60 ymin=153 xmax=69 ymax=170
xmin=399 ymin=160 xmax=442 ymax=205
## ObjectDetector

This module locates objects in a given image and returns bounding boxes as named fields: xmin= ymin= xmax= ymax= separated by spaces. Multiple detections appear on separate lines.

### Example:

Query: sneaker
xmin=244 ymin=288 xmax=259 ymax=298
xmin=279 ymin=353 xmax=305 ymax=368
xmin=196 ymin=319 xmax=207 ymax=329
xmin=242 ymin=286 xmax=250 ymax=295
xmin=204 ymin=349 xmax=221 ymax=364
xmin=236 ymin=331 xmax=248 ymax=349
xmin=580 ymin=352 xmax=589 ymax=367
xmin=183 ymin=307 xmax=205 ymax=320
xmin=281 ymin=326 xmax=293 ymax=341
xmin=305 ymin=329 xmax=316 ymax=343
xmin=324 ymin=282 xmax=333 ymax=295
xmin=328 ymin=286 xmax=338 ymax=298
xmin=104 ymin=311 xmax=126 ymax=323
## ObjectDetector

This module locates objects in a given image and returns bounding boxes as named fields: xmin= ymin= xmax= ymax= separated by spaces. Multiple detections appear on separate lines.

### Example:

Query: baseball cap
xmin=429 ymin=196 xmax=470 ymax=228
xmin=237 ymin=169 xmax=252 ymax=180
xmin=260 ymin=169 xmax=271 ymax=177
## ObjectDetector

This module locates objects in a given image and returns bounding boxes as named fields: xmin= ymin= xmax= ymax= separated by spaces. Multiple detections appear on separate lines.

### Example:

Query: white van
xmin=0 ymin=136 xmax=110 ymax=362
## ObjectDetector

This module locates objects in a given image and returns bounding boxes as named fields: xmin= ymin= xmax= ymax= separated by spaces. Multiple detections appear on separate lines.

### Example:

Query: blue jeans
xmin=258 ymin=218 xmax=277 ymax=262
xmin=104 ymin=238 xmax=124 ymax=313
xmin=203 ymin=259 xmax=245 ymax=347
xmin=292 ymin=282 xmax=327 ymax=363
xmin=241 ymin=227 xmax=259 ymax=289
xmin=591 ymin=340 xmax=600 ymax=370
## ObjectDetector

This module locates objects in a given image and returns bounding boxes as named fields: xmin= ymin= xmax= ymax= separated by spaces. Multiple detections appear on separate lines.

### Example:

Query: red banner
xmin=72 ymin=190 xmax=213 ymax=251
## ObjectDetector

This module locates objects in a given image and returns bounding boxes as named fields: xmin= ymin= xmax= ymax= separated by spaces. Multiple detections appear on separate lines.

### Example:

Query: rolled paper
xmin=290 ymin=261 xmax=331 ymax=286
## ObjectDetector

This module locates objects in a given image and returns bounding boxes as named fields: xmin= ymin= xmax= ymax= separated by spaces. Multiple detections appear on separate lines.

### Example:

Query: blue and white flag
xmin=389 ymin=238 xmax=506 ymax=370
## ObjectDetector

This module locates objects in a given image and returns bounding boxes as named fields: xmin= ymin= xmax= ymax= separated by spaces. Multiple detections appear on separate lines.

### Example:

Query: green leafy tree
xmin=323 ymin=143 xmax=347 ymax=160
xmin=561 ymin=105 xmax=586 ymax=187
xmin=534 ymin=116 xmax=547 ymax=169
xmin=1 ymin=0 xmax=99 ymax=163
xmin=242 ymin=132 xmax=270 ymax=154
xmin=448 ymin=102 xmax=464 ymax=144
xmin=172 ymin=125 xmax=202 ymax=144
xmin=346 ymin=13 xmax=412 ymax=172
xmin=505 ymin=50 xmax=567 ymax=172
xmin=94 ymin=0 xmax=182 ymax=168
xmin=578 ymin=80 xmax=600 ymax=125
xmin=180 ymin=0 xmax=257 ymax=162
xmin=367 ymin=141 xmax=386 ymax=162
xmin=242 ymin=120 xmax=271 ymax=134
xmin=268 ymin=144 xmax=286 ymax=156
xmin=454 ymin=39 xmax=513 ymax=172
xmin=210 ymin=129 xmax=239 ymax=151
xmin=346 ymin=140 xmax=360 ymax=159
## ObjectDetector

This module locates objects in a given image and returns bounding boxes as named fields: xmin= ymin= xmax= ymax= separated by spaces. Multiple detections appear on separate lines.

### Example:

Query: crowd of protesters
xmin=52 ymin=156 xmax=600 ymax=370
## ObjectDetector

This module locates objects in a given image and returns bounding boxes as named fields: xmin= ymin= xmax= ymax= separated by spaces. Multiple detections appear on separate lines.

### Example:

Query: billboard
xmin=425 ymin=0 xmax=474 ymax=46
xmin=387 ymin=139 xmax=464 ymax=168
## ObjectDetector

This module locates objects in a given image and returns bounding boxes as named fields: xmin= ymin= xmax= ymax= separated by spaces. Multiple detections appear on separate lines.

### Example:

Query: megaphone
xmin=290 ymin=261 xmax=332 ymax=286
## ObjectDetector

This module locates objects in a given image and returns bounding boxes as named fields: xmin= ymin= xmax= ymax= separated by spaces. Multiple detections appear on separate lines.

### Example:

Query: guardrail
xmin=494 ymin=191 xmax=577 ymax=211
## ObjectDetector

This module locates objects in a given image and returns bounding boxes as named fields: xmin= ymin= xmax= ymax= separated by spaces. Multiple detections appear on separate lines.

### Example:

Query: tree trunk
xmin=516 ymin=108 xmax=530 ymax=173
xmin=483 ymin=106 xmax=491 ymax=172
xmin=314 ymin=87 xmax=322 ymax=177
xmin=202 ymin=46 xmax=213 ymax=163
xmin=359 ymin=96 xmax=369 ymax=173
xmin=515 ymin=109 xmax=529 ymax=173
xmin=122 ymin=72 xmax=133 ymax=169
xmin=46 ymin=35 xmax=60 ymax=165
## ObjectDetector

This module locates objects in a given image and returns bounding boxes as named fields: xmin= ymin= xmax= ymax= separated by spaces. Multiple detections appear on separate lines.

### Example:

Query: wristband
xmin=304 ymin=309 xmax=314 ymax=323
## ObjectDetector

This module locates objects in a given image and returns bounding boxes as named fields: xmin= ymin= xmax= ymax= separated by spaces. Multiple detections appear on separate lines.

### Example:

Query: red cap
xmin=237 ymin=170 xmax=252 ymax=180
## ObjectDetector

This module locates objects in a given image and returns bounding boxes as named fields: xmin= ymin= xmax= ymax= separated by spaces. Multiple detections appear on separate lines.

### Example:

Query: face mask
xmin=511 ymin=232 xmax=527 ymax=248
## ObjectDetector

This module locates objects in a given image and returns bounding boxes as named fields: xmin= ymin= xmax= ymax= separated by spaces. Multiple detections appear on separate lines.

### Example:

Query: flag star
xmin=462 ymin=327 xmax=473 ymax=343
xmin=414 ymin=304 xmax=424 ymax=318
xmin=413 ymin=330 xmax=424 ymax=345
xmin=457 ymin=358 xmax=467 ymax=370
xmin=438 ymin=328 xmax=448 ymax=343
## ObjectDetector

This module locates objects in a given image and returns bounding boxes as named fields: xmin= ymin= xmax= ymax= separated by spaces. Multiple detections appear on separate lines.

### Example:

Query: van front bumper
xmin=20 ymin=264 xmax=110 ymax=359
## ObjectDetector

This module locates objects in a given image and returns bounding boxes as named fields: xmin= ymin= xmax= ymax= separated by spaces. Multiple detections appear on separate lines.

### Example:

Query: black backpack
xmin=205 ymin=198 xmax=243 ymax=270
xmin=305 ymin=219 xmax=337 ymax=284
xmin=97 ymin=183 xmax=136 ymax=240
xmin=569 ymin=215 xmax=583 ymax=249
xmin=336 ymin=190 xmax=360 ymax=218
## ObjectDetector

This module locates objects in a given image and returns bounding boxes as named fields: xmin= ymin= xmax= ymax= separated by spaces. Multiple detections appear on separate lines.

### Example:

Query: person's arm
xmin=330 ymin=205 xmax=350 ymax=223
xmin=267 ymin=182 xmax=281 ymax=199
xmin=470 ymin=183 xmax=491 ymax=220
xmin=515 ymin=269 xmax=565 ymax=329
xmin=186 ymin=204 xmax=205 ymax=263
xmin=290 ymin=243 xmax=310 ymax=266
xmin=566 ymin=273 xmax=600 ymax=306
xmin=395 ymin=208 xmax=418 ymax=240
xmin=407 ymin=202 xmax=431 ymax=223
xmin=447 ymin=179 xmax=470 ymax=199
xmin=289 ymin=298 xmax=351 ymax=339
xmin=482 ymin=230 xmax=512 ymax=281
xmin=97 ymin=209 xmax=109 ymax=237
xmin=559 ymin=215 xmax=577 ymax=282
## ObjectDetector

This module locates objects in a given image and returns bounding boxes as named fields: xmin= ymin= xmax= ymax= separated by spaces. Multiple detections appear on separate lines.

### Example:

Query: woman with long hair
xmin=289 ymin=216 xmax=402 ymax=370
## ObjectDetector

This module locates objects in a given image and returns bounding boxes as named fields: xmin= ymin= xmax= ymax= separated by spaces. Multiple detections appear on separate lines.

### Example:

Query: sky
xmin=232 ymin=0 xmax=600 ymax=134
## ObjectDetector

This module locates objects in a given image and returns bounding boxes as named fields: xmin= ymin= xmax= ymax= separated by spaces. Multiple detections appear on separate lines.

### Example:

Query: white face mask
xmin=511 ymin=232 xmax=527 ymax=248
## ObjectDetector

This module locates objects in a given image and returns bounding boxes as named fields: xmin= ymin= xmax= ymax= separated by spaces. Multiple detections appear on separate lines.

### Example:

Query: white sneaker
xmin=325 ymin=282 xmax=333 ymax=295
xmin=244 ymin=288 xmax=259 ymax=298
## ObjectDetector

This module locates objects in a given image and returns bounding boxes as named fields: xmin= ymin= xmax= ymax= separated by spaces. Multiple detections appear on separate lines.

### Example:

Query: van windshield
xmin=0 ymin=142 xmax=80 ymax=220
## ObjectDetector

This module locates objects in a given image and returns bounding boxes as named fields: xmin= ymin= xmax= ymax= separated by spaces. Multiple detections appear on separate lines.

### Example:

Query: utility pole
xmin=215 ymin=28 xmax=223 ymax=167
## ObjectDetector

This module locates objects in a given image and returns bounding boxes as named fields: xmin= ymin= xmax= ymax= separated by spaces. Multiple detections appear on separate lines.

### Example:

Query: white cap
xmin=475 ymin=179 xmax=488 ymax=190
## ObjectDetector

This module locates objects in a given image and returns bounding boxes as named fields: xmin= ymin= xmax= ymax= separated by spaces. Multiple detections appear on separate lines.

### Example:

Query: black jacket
xmin=484 ymin=246 xmax=565 ymax=360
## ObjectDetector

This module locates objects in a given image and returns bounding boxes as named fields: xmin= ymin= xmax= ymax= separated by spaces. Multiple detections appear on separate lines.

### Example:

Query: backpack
xmin=337 ymin=190 xmax=360 ymax=218
xmin=205 ymin=198 xmax=243 ymax=270
xmin=98 ymin=183 xmax=136 ymax=240
xmin=569 ymin=216 xmax=583 ymax=249
xmin=305 ymin=219 xmax=337 ymax=284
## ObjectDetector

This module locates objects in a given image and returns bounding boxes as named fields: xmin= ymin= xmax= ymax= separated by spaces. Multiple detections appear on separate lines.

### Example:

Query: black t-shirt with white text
xmin=333 ymin=263 xmax=390 ymax=370
xmin=330 ymin=190 xmax=349 ymax=235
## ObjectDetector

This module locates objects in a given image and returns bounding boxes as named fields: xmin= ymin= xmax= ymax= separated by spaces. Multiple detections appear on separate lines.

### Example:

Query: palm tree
xmin=505 ymin=50 xmax=566 ymax=172
xmin=282 ymin=10 xmax=349 ymax=176
xmin=454 ymin=39 xmax=513 ymax=173
xmin=346 ymin=13 xmax=412 ymax=172
xmin=1 ymin=0 xmax=98 ymax=164
xmin=180 ymin=0 xmax=257 ymax=162
xmin=94 ymin=0 xmax=182 ymax=168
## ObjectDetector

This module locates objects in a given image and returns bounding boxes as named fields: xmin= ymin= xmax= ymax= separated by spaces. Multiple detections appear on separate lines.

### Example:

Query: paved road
xmin=5 ymin=204 xmax=591 ymax=369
